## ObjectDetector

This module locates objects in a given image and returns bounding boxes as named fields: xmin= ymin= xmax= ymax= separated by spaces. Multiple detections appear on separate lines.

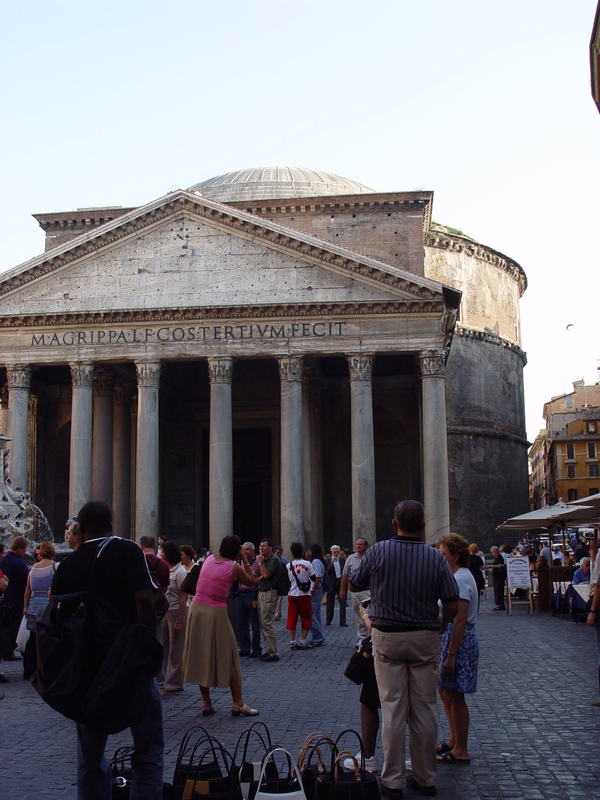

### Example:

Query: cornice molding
xmin=0 ymin=191 xmax=446 ymax=305
xmin=425 ymin=230 xmax=527 ymax=297
xmin=447 ymin=425 xmax=529 ymax=447
xmin=455 ymin=325 xmax=527 ymax=366
xmin=0 ymin=299 xmax=445 ymax=329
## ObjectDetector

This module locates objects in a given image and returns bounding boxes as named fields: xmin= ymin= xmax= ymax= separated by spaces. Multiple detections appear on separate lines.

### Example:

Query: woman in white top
xmin=437 ymin=533 xmax=479 ymax=765
xmin=22 ymin=540 xmax=56 ymax=679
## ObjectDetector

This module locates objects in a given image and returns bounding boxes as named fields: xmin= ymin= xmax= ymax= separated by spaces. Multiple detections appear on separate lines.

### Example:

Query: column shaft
xmin=113 ymin=384 xmax=132 ymax=538
xmin=348 ymin=354 xmax=376 ymax=542
xmin=6 ymin=365 xmax=32 ymax=491
xmin=279 ymin=356 xmax=304 ymax=552
xmin=135 ymin=361 xmax=161 ymax=541
xmin=69 ymin=362 xmax=94 ymax=518
xmin=208 ymin=357 xmax=233 ymax=553
xmin=92 ymin=372 xmax=114 ymax=505
xmin=420 ymin=351 xmax=450 ymax=542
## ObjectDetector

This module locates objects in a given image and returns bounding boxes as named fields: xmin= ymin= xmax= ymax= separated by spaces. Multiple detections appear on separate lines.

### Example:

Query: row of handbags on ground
xmin=110 ymin=722 xmax=381 ymax=800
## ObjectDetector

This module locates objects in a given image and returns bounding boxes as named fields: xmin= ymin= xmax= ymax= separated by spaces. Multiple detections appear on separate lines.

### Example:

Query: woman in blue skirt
xmin=437 ymin=533 xmax=479 ymax=765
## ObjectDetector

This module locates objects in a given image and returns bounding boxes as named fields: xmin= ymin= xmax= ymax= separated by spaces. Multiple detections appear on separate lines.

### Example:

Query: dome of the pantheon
xmin=189 ymin=166 xmax=375 ymax=204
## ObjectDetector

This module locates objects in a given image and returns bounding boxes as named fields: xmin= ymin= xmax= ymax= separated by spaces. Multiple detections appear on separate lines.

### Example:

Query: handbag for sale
xmin=314 ymin=731 xmax=380 ymax=800
xmin=232 ymin=722 xmax=277 ymax=800
xmin=110 ymin=745 xmax=173 ymax=799
xmin=343 ymin=639 xmax=372 ymax=686
xmin=173 ymin=726 xmax=242 ymax=800
xmin=297 ymin=733 xmax=335 ymax=800
xmin=254 ymin=747 xmax=307 ymax=800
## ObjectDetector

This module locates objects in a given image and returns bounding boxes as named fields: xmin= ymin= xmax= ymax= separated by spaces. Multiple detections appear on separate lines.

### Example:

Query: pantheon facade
xmin=0 ymin=168 xmax=529 ymax=551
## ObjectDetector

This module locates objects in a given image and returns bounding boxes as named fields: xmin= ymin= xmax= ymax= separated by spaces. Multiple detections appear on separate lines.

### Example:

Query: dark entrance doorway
xmin=232 ymin=428 xmax=272 ymax=546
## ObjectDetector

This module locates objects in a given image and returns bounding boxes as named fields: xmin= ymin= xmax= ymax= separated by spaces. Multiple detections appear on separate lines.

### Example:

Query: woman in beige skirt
xmin=183 ymin=534 xmax=260 ymax=716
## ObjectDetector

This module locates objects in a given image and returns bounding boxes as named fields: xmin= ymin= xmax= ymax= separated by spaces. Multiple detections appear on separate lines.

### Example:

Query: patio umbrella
xmin=497 ymin=502 xmax=597 ymax=530
xmin=497 ymin=502 xmax=599 ymax=557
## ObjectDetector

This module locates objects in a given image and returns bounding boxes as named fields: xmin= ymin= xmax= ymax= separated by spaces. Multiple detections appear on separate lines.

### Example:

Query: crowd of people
xmin=2 ymin=499 xmax=599 ymax=799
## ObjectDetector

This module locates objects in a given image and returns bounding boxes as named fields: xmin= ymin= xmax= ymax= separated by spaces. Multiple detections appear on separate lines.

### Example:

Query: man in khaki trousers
xmin=256 ymin=538 xmax=281 ymax=662
xmin=349 ymin=501 xmax=458 ymax=798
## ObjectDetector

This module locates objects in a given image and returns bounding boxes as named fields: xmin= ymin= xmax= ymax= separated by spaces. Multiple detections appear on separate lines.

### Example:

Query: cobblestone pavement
xmin=2 ymin=595 xmax=600 ymax=799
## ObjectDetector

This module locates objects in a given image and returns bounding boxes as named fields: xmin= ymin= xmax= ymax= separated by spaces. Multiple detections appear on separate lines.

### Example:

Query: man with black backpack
xmin=50 ymin=501 xmax=164 ymax=800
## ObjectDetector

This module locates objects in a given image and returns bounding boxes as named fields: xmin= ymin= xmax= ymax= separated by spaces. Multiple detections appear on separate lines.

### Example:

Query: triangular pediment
xmin=0 ymin=190 xmax=452 ymax=320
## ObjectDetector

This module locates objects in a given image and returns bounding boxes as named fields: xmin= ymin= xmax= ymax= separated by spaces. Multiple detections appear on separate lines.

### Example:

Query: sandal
xmin=436 ymin=742 xmax=451 ymax=755
xmin=437 ymin=751 xmax=470 ymax=764
xmin=202 ymin=704 xmax=216 ymax=716
xmin=231 ymin=702 xmax=259 ymax=717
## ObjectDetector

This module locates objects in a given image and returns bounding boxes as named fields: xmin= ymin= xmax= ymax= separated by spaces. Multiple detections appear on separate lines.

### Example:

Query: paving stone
xmin=2 ymin=596 xmax=600 ymax=799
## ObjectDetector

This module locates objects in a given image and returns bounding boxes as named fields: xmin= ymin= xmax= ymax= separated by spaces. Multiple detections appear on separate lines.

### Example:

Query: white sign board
xmin=506 ymin=556 xmax=531 ymax=590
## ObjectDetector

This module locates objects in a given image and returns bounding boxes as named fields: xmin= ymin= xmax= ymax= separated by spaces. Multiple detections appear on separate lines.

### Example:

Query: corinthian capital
xmin=208 ymin=357 xmax=233 ymax=384
xmin=93 ymin=372 xmax=115 ymax=397
xmin=347 ymin=353 xmax=374 ymax=381
xmin=7 ymin=364 xmax=33 ymax=390
xmin=278 ymin=356 xmax=304 ymax=382
xmin=136 ymin=361 xmax=161 ymax=387
xmin=419 ymin=351 xmax=445 ymax=377
xmin=70 ymin=362 xmax=94 ymax=387
xmin=113 ymin=383 xmax=134 ymax=407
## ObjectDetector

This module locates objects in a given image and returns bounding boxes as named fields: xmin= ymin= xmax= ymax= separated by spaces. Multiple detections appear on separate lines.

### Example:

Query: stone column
xmin=69 ymin=362 xmax=94 ymax=518
xmin=6 ymin=365 xmax=33 ymax=491
xmin=278 ymin=356 xmax=304 ymax=552
xmin=208 ymin=357 xmax=233 ymax=554
xmin=420 ymin=350 xmax=450 ymax=542
xmin=27 ymin=395 xmax=38 ymax=502
xmin=113 ymin=383 xmax=133 ymax=539
xmin=348 ymin=354 xmax=376 ymax=542
xmin=92 ymin=372 xmax=114 ymax=505
xmin=135 ymin=361 xmax=161 ymax=542
xmin=0 ymin=385 xmax=8 ymax=437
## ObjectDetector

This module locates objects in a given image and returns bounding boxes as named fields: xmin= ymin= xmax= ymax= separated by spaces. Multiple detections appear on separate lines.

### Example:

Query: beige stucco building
xmin=0 ymin=168 xmax=529 ymax=551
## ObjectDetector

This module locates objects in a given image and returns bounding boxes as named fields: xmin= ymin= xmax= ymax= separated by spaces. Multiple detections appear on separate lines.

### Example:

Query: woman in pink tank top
xmin=182 ymin=534 xmax=261 ymax=716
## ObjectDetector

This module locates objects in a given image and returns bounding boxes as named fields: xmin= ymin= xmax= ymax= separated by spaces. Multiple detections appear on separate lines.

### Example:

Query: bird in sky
xmin=566 ymin=324 xmax=574 ymax=330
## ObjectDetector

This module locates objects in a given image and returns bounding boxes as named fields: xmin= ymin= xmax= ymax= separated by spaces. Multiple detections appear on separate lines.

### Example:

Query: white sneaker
xmin=343 ymin=753 xmax=379 ymax=773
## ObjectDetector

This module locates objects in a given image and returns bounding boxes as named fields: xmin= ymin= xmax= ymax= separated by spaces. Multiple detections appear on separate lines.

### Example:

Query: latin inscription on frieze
xmin=31 ymin=322 xmax=347 ymax=348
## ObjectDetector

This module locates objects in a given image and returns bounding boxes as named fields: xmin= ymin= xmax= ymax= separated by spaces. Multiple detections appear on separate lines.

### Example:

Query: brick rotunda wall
xmin=444 ymin=329 xmax=529 ymax=552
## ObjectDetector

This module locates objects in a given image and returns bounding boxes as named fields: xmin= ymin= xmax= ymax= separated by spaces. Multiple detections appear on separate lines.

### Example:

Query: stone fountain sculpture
xmin=0 ymin=434 xmax=53 ymax=551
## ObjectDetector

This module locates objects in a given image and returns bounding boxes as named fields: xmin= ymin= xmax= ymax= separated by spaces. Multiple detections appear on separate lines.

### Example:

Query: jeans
xmin=310 ymin=586 xmax=326 ymax=644
xmin=76 ymin=676 xmax=164 ymax=800
xmin=236 ymin=591 xmax=261 ymax=654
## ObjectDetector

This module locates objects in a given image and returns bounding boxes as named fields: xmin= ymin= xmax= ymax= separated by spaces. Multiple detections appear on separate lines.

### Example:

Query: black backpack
xmin=32 ymin=538 xmax=162 ymax=733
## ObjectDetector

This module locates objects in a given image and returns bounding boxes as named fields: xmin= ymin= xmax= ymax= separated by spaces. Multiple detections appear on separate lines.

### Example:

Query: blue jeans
xmin=236 ymin=591 xmax=261 ymax=654
xmin=76 ymin=677 xmax=164 ymax=800
xmin=310 ymin=586 xmax=326 ymax=644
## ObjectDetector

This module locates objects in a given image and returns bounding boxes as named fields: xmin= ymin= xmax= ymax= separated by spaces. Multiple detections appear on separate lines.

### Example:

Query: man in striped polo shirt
xmin=349 ymin=500 xmax=459 ymax=798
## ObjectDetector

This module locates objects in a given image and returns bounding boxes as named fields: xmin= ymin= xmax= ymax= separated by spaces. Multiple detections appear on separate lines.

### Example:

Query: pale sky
xmin=1 ymin=0 xmax=598 ymax=440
